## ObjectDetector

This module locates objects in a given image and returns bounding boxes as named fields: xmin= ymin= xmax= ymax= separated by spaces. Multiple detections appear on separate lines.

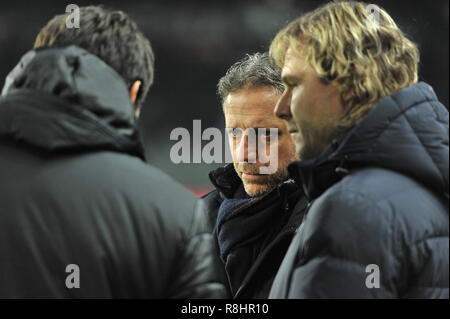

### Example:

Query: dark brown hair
xmin=34 ymin=5 xmax=155 ymax=111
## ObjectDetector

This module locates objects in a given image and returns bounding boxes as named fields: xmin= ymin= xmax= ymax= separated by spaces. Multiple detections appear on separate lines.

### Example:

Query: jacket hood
xmin=290 ymin=82 xmax=449 ymax=200
xmin=0 ymin=45 xmax=145 ymax=159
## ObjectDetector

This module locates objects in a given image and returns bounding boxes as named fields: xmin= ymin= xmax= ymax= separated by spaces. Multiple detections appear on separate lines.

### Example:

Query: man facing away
xmin=196 ymin=52 xmax=308 ymax=298
xmin=0 ymin=6 xmax=227 ymax=298
xmin=269 ymin=1 xmax=448 ymax=298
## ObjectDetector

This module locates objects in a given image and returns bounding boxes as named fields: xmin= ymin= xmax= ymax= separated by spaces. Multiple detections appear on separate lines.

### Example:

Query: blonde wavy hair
xmin=270 ymin=1 xmax=420 ymax=129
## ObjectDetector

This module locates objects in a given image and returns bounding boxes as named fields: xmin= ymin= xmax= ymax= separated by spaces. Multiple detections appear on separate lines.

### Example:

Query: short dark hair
xmin=34 ymin=5 xmax=155 ymax=111
xmin=217 ymin=52 xmax=284 ymax=104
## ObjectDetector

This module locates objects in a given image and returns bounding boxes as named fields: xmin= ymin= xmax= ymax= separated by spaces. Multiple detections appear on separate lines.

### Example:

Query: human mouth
xmin=242 ymin=172 xmax=263 ymax=180
xmin=287 ymin=124 xmax=298 ymax=134
xmin=289 ymin=128 xmax=302 ymax=143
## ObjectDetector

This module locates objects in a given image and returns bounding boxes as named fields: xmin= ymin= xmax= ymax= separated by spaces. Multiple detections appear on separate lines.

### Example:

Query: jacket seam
xmin=390 ymin=93 xmax=444 ymax=190
xmin=292 ymin=254 xmax=395 ymax=296
xmin=296 ymin=185 xmax=401 ymax=294
xmin=410 ymin=234 xmax=449 ymax=247
xmin=365 ymin=95 xmax=432 ymax=150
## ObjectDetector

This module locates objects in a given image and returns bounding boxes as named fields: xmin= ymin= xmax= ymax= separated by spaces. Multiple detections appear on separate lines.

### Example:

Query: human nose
xmin=275 ymin=89 xmax=292 ymax=121
xmin=236 ymin=129 xmax=258 ymax=163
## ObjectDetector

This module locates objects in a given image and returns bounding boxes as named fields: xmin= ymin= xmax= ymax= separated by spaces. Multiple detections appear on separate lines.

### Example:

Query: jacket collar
xmin=289 ymin=82 xmax=449 ymax=201
xmin=208 ymin=164 xmax=243 ymax=199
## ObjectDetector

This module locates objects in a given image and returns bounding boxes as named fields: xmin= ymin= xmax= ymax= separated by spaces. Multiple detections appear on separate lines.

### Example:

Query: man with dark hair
xmin=0 ymin=6 xmax=227 ymax=298
xmin=196 ymin=52 xmax=307 ymax=298
xmin=269 ymin=1 xmax=448 ymax=298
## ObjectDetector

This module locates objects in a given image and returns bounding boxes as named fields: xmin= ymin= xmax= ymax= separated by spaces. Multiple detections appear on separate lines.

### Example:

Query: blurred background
xmin=0 ymin=0 xmax=448 ymax=196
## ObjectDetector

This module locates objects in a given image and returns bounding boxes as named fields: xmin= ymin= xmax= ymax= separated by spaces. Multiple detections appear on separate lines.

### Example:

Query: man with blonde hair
xmin=269 ymin=1 xmax=448 ymax=298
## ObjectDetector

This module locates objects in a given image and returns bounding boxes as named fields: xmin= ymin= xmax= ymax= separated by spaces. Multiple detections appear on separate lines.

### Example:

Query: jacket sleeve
xmin=167 ymin=200 xmax=230 ymax=299
xmin=272 ymin=189 xmax=400 ymax=299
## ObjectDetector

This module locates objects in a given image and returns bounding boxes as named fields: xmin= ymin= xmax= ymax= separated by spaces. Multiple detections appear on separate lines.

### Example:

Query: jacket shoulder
xmin=196 ymin=189 xmax=222 ymax=230
xmin=308 ymin=167 xmax=448 ymax=243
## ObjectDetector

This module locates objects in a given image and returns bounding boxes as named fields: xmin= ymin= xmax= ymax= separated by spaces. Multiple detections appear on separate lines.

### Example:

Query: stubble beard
xmin=239 ymin=156 xmax=297 ymax=197
xmin=298 ymin=121 xmax=342 ymax=161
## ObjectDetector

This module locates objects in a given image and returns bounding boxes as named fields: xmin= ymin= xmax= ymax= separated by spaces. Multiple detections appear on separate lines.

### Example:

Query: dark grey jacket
xmin=270 ymin=82 xmax=449 ymax=299
xmin=197 ymin=164 xmax=307 ymax=298
xmin=0 ymin=46 xmax=227 ymax=298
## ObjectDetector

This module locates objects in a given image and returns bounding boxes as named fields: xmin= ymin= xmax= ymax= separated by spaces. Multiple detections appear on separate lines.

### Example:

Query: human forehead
xmin=224 ymin=87 xmax=283 ymax=128
xmin=281 ymin=46 xmax=310 ymax=80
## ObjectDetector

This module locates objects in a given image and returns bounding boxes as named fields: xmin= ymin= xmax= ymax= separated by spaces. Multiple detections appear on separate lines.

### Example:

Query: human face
xmin=275 ymin=46 xmax=345 ymax=160
xmin=224 ymin=86 xmax=298 ymax=197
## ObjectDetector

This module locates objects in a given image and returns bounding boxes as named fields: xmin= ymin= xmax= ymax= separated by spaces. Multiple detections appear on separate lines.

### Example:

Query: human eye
xmin=228 ymin=128 xmax=243 ymax=138
xmin=285 ymin=80 xmax=298 ymax=89
xmin=284 ymin=81 xmax=293 ymax=88
xmin=259 ymin=128 xmax=279 ymax=139
xmin=282 ymin=75 xmax=301 ymax=90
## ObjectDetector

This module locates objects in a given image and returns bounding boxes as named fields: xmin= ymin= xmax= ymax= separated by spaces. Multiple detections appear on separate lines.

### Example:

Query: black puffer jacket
xmin=270 ymin=82 xmax=449 ymax=299
xmin=0 ymin=46 xmax=227 ymax=298
xmin=197 ymin=164 xmax=307 ymax=298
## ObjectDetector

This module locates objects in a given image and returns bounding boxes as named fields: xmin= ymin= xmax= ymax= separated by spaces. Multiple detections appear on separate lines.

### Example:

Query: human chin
xmin=288 ymin=129 xmax=303 ymax=159
xmin=294 ymin=139 xmax=303 ymax=160
xmin=243 ymin=183 xmax=271 ymax=197
xmin=291 ymin=133 xmax=306 ymax=160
